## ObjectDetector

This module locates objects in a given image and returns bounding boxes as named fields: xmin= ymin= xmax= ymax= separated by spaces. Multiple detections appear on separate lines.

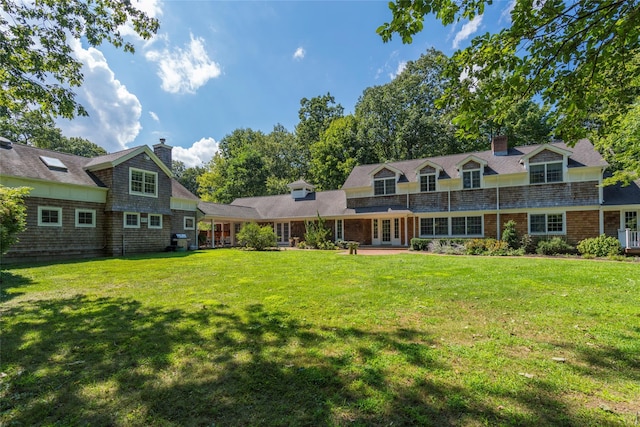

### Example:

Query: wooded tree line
xmin=2 ymin=0 xmax=637 ymax=204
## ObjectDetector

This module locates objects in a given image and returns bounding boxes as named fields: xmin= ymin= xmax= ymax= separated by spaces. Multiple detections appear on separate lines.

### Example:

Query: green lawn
xmin=1 ymin=250 xmax=639 ymax=426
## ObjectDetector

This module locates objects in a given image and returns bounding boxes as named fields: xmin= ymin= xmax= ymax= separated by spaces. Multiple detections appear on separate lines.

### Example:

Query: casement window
xmin=129 ymin=168 xmax=158 ymax=197
xmin=336 ymin=219 xmax=344 ymax=240
xmin=38 ymin=206 xmax=62 ymax=227
xmin=394 ymin=218 xmax=400 ymax=240
xmin=148 ymin=214 xmax=163 ymax=229
xmin=420 ymin=174 xmax=436 ymax=192
xmin=373 ymin=219 xmax=379 ymax=239
xmin=451 ymin=216 xmax=482 ymax=236
xmin=462 ymin=169 xmax=481 ymax=189
xmin=529 ymin=213 xmax=564 ymax=234
xmin=374 ymin=178 xmax=396 ymax=195
xmin=75 ymin=209 xmax=96 ymax=227
xmin=184 ymin=216 xmax=195 ymax=230
xmin=124 ymin=212 xmax=140 ymax=228
xmin=529 ymin=162 xmax=563 ymax=184
xmin=624 ymin=211 xmax=638 ymax=230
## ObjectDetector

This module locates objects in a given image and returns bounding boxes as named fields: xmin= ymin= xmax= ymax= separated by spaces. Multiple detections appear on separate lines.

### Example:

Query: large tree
xmin=377 ymin=0 xmax=640 ymax=177
xmin=1 ymin=0 xmax=158 ymax=119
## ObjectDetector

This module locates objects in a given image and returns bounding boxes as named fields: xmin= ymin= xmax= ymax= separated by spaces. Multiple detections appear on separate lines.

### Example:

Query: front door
xmin=274 ymin=222 xmax=290 ymax=244
xmin=373 ymin=218 xmax=402 ymax=245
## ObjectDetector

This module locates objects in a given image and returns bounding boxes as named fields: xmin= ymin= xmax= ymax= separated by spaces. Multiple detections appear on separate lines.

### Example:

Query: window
xmin=624 ymin=211 xmax=638 ymax=230
xmin=184 ymin=216 xmax=195 ymax=230
xmin=452 ymin=216 xmax=482 ymax=236
xmin=124 ymin=212 xmax=140 ymax=228
xmin=148 ymin=214 xmax=162 ymax=229
xmin=530 ymin=162 xmax=563 ymax=184
xmin=462 ymin=169 xmax=481 ymax=189
xmin=38 ymin=206 xmax=62 ymax=226
xmin=129 ymin=168 xmax=158 ymax=197
xmin=374 ymin=178 xmax=396 ymax=195
xmin=420 ymin=174 xmax=436 ymax=192
xmin=420 ymin=217 xmax=450 ymax=236
xmin=529 ymin=213 xmax=564 ymax=234
xmin=394 ymin=218 xmax=400 ymax=239
xmin=336 ymin=219 xmax=344 ymax=240
xmin=75 ymin=209 xmax=95 ymax=227
xmin=373 ymin=219 xmax=379 ymax=239
xmin=435 ymin=218 xmax=449 ymax=235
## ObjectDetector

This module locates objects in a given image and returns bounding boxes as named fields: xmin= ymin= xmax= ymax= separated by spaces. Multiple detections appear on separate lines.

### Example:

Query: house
xmin=198 ymin=137 xmax=640 ymax=253
xmin=2 ymin=136 xmax=639 ymax=262
xmin=0 ymin=138 xmax=199 ymax=263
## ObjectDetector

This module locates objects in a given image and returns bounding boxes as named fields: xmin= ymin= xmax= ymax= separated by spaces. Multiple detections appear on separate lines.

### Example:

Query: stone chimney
xmin=491 ymin=135 xmax=508 ymax=156
xmin=153 ymin=137 xmax=173 ymax=170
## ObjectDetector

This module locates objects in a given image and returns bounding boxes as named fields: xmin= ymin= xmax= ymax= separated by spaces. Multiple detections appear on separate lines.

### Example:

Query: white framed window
xmin=75 ymin=209 xmax=96 ymax=228
xmin=462 ymin=169 xmax=481 ymax=189
xmin=374 ymin=177 xmax=396 ymax=195
xmin=529 ymin=213 xmax=565 ymax=235
xmin=373 ymin=219 xmax=379 ymax=239
xmin=420 ymin=174 xmax=436 ymax=192
xmin=148 ymin=214 xmax=163 ymax=229
xmin=529 ymin=162 xmax=563 ymax=184
xmin=38 ymin=206 xmax=62 ymax=227
xmin=451 ymin=216 xmax=483 ymax=236
xmin=420 ymin=217 xmax=450 ymax=236
xmin=623 ymin=211 xmax=638 ymax=230
xmin=184 ymin=216 xmax=195 ymax=230
xmin=336 ymin=219 xmax=344 ymax=240
xmin=129 ymin=168 xmax=158 ymax=197
xmin=124 ymin=212 xmax=140 ymax=228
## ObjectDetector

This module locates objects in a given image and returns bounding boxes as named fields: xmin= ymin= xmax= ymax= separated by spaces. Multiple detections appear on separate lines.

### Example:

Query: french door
xmin=372 ymin=218 xmax=401 ymax=245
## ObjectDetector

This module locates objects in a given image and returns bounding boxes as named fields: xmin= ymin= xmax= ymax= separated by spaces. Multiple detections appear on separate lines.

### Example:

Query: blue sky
xmin=56 ymin=0 xmax=515 ymax=167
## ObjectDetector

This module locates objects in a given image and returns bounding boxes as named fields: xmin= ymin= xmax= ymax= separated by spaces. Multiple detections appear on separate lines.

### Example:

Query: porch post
xmin=211 ymin=219 xmax=215 ymax=248
xmin=626 ymin=228 xmax=631 ymax=250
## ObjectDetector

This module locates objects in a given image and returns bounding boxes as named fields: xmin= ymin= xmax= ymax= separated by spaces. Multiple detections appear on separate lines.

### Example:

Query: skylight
xmin=40 ymin=156 xmax=68 ymax=171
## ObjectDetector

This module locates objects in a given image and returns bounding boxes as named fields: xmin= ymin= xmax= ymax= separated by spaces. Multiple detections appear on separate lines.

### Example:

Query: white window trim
xmin=124 ymin=212 xmax=140 ymax=229
xmin=462 ymin=169 xmax=482 ymax=190
xmin=528 ymin=212 xmax=566 ymax=235
xmin=335 ymin=219 xmax=344 ymax=241
xmin=419 ymin=173 xmax=437 ymax=192
xmin=621 ymin=210 xmax=639 ymax=231
xmin=129 ymin=167 xmax=158 ymax=198
xmin=419 ymin=216 xmax=483 ymax=237
xmin=75 ymin=208 xmax=96 ymax=228
xmin=528 ymin=161 xmax=564 ymax=185
xmin=450 ymin=215 xmax=484 ymax=237
xmin=373 ymin=177 xmax=397 ymax=195
xmin=38 ymin=206 xmax=63 ymax=227
xmin=148 ymin=214 xmax=163 ymax=229
xmin=184 ymin=216 xmax=195 ymax=230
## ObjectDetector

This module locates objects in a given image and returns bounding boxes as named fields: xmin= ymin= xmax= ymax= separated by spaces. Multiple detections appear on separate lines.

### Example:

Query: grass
xmin=1 ymin=249 xmax=639 ymax=426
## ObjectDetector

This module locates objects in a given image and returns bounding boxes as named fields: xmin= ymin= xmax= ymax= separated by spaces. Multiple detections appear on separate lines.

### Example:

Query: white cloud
xmin=499 ymin=0 xmax=517 ymax=24
xmin=389 ymin=61 xmax=407 ymax=79
xmin=173 ymin=137 xmax=219 ymax=167
xmin=149 ymin=111 xmax=160 ymax=122
xmin=145 ymin=34 xmax=221 ymax=94
xmin=118 ymin=0 xmax=163 ymax=42
xmin=452 ymin=15 xmax=483 ymax=49
xmin=293 ymin=47 xmax=306 ymax=60
xmin=56 ymin=40 xmax=142 ymax=152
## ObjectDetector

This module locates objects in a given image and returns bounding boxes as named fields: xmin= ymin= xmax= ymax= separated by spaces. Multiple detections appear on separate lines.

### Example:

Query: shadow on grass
xmin=0 ymin=270 xmax=33 ymax=301
xmin=0 ymin=296 xmax=630 ymax=426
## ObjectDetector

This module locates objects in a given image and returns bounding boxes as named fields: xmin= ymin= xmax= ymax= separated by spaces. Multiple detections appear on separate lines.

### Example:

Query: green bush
xmin=465 ymin=238 xmax=522 ymax=256
xmin=237 ymin=222 xmax=277 ymax=251
xmin=577 ymin=235 xmax=622 ymax=257
xmin=502 ymin=220 xmax=520 ymax=249
xmin=303 ymin=213 xmax=332 ymax=249
xmin=536 ymin=237 xmax=575 ymax=255
xmin=520 ymin=234 xmax=535 ymax=254
xmin=430 ymin=239 xmax=466 ymax=255
xmin=410 ymin=238 xmax=432 ymax=251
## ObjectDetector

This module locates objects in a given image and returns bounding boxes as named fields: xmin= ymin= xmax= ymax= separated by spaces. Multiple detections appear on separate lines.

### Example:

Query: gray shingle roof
xmin=343 ymin=139 xmax=607 ymax=189
xmin=198 ymin=201 xmax=261 ymax=220
xmin=603 ymin=179 xmax=640 ymax=206
xmin=230 ymin=190 xmax=355 ymax=219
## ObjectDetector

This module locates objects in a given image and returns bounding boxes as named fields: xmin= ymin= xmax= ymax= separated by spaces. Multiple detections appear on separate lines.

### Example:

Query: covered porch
xmin=618 ymin=228 xmax=640 ymax=255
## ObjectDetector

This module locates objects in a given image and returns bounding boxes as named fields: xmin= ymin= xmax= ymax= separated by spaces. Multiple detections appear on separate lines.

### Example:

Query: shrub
xmin=430 ymin=239 xmax=466 ymax=255
xmin=536 ymin=237 xmax=575 ymax=255
xmin=236 ymin=222 xmax=277 ymax=251
xmin=502 ymin=220 xmax=520 ymax=249
xmin=303 ymin=213 xmax=332 ymax=249
xmin=465 ymin=238 xmax=521 ymax=256
xmin=520 ymin=234 xmax=535 ymax=254
xmin=410 ymin=238 xmax=432 ymax=251
xmin=577 ymin=235 xmax=622 ymax=257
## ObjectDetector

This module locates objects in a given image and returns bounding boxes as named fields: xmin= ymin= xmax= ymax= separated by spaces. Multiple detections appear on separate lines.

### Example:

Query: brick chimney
xmin=153 ymin=137 xmax=173 ymax=170
xmin=491 ymin=135 xmax=508 ymax=156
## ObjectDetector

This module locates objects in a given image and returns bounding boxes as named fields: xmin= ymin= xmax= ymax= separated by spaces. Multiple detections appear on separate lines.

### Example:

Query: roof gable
xmin=85 ymin=145 xmax=172 ymax=177
xmin=520 ymin=144 xmax=572 ymax=164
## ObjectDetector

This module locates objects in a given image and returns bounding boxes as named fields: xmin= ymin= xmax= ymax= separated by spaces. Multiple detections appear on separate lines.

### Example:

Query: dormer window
xmin=374 ymin=177 xmax=396 ymax=195
xmin=420 ymin=174 xmax=436 ymax=192
xmin=530 ymin=162 xmax=563 ymax=184
xmin=129 ymin=168 xmax=157 ymax=197
xmin=462 ymin=169 xmax=481 ymax=189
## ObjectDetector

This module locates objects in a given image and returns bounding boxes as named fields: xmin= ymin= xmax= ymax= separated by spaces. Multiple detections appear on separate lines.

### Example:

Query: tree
xmin=172 ymin=161 xmax=205 ymax=196
xmin=377 ymin=0 xmax=640 ymax=175
xmin=597 ymin=99 xmax=640 ymax=185
xmin=0 ymin=110 xmax=106 ymax=156
xmin=0 ymin=186 xmax=31 ymax=254
xmin=1 ymin=0 xmax=158 ymax=119
xmin=236 ymin=222 xmax=277 ymax=251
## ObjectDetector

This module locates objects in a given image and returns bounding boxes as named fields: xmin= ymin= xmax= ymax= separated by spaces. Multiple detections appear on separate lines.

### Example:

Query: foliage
xmin=1 ymin=0 xmax=158 ymax=119
xmin=172 ymin=161 xmax=205 ymax=196
xmin=0 ymin=186 xmax=31 ymax=254
xmin=536 ymin=237 xmax=575 ymax=256
xmin=520 ymin=234 xmax=535 ymax=254
xmin=577 ymin=235 xmax=622 ymax=258
xmin=0 ymin=111 xmax=106 ymax=157
xmin=378 ymin=0 xmax=640 ymax=165
xmin=465 ymin=238 xmax=520 ymax=256
xmin=303 ymin=213 xmax=332 ymax=249
xmin=428 ymin=239 xmax=466 ymax=255
xmin=410 ymin=238 xmax=432 ymax=251
xmin=236 ymin=222 xmax=277 ymax=251
xmin=501 ymin=220 xmax=519 ymax=249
